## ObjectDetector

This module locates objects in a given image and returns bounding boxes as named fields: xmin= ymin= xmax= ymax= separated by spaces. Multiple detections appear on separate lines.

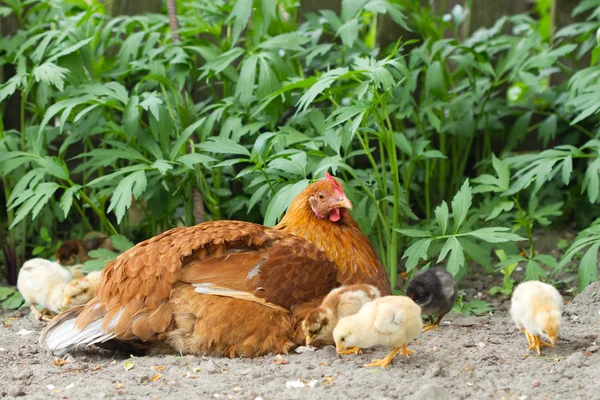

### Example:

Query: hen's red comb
xmin=325 ymin=172 xmax=345 ymax=194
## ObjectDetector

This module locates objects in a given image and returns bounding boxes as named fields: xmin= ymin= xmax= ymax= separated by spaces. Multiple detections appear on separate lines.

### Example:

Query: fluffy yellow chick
xmin=510 ymin=280 xmax=563 ymax=355
xmin=333 ymin=296 xmax=423 ymax=368
xmin=62 ymin=270 xmax=102 ymax=309
xmin=301 ymin=284 xmax=380 ymax=353
xmin=17 ymin=258 xmax=73 ymax=321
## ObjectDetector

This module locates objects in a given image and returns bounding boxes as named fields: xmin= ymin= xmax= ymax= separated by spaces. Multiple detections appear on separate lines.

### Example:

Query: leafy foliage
xmin=1 ymin=0 xmax=600 ymax=299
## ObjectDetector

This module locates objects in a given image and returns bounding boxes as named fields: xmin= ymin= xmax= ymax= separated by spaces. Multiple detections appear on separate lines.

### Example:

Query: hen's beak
xmin=332 ymin=196 xmax=353 ymax=210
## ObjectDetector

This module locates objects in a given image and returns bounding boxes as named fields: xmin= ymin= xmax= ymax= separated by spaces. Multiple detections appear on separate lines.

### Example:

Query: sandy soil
xmin=0 ymin=282 xmax=598 ymax=400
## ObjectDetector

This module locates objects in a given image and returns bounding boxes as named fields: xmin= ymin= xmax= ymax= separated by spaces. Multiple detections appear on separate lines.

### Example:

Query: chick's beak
xmin=305 ymin=336 xmax=313 ymax=346
xmin=331 ymin=196 xmax=352 ymax=210
xmin=549 ymin=335 xmax=556 ymax=346
xmin=335 ymin=344 xmax=344 ymax=353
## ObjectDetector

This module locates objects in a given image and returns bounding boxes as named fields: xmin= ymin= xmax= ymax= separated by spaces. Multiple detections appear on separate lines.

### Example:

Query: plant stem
xmin=77 ymin=190 xmax=118 ymax=235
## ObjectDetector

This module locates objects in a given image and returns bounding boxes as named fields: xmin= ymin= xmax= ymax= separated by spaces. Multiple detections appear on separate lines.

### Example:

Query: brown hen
xmin=40 ymin=174 xmax=390 ymax=358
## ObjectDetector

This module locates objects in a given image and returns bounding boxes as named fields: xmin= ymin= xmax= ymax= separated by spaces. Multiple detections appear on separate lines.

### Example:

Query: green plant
xmin=489 ymin=250 xmax=519 ymax=296
xmin=452 ymin=290 xmax=493 ymax=316
xmin=0 ymin=287 xmax=25 ymax=310
xmin=0 ymin=0 xmax=600 ymax=297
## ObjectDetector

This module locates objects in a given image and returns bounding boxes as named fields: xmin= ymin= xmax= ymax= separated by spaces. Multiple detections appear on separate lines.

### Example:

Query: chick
xmin=405 ymin=267 xmax=457 ymax=333
xmin=55 ymin=232 xmax=116 ymax=266
xmin=510 ymin=280 xmax=563 ymax=355
xmin=302 ymin=284 xmax=380 ymax=353
xmin=17 ymin=258 xmax=73 ymax=321
xmin=333 ymin=296 xmax=423 ymax=368
xmin=62 ymin=271 xmax=102 ymax=309
xmin=55 ymin=239 xmax=90 ymax=266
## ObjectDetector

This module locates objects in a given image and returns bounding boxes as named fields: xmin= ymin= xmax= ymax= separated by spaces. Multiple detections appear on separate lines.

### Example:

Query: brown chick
xmin=62 ymin=271 xmax=103 ymax=310
xmin=56 ymin=233 xmax=118 ymax=266
xmin=56 ymin=240 xmax=90 ymax=266
xmin=302 ymin=284 xmax=380 ymax=353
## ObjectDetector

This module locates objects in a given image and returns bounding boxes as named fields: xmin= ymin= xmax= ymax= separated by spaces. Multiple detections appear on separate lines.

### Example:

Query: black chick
xmin=405 ymin=267 xmax=457 ymax=333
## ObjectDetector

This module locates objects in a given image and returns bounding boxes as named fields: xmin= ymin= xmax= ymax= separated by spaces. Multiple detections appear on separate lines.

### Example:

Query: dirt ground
xmin=0 ymin=280 xmax=598 ymax=400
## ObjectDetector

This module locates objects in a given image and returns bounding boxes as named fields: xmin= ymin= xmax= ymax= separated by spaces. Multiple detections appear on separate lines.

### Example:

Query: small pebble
xmin=533 ymin=380 xmax=541 ymax=387
xmin=586 ymin=345 xmax=599 ymax=353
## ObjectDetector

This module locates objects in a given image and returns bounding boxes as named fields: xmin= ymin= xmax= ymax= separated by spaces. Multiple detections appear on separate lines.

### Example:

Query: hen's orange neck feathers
xmin=275 ymin=176 xmax=391 ymax=295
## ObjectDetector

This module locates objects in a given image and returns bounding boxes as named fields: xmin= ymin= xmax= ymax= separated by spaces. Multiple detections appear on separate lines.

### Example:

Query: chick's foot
xmin=421 ymin=324 xmax=440 ymax=333
xmin=528 ymin=335 xmax=554 ymax=355
xmin=338 ymin=346 xmax=362 ymax=355
xmin=364 ymin=347 xmax=400 ymax=368
xmin=400 ymin=344 xmax=414 ymax=359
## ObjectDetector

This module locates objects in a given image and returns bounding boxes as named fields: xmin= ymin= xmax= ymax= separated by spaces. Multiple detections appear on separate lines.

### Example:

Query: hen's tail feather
xmin=39 ymin=305 xmax=116 ymax=355
xmin=193 ymin=283 xmax=290 ymax=313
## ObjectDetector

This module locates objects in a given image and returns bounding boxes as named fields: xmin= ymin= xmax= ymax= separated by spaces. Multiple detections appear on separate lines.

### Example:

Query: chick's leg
xmin=364 ymin=347 xmax=401 ymax=368
xmin=338 ymin=346 xmax=362 ymax=355
xmin=422 ymin=315 xmax=443 ymax=333
xmin=400 ymin=344 xmax=415 ymax=359
xmin=29 ymin=304 xmax=43 ymax=320
xmin=521 ymin=328 xmax=533 ymax=347
xmin=527 ymin=336 xmax=554 ymax=355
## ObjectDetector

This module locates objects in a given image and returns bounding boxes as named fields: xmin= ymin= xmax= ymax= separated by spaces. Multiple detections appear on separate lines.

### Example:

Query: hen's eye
xmin=318 ymin=193 xmax=325 ymax=201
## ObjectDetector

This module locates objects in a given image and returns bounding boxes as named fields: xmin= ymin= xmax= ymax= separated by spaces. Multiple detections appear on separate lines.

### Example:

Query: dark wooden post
xmin=108 ymin=0 xmax=162 ymax=16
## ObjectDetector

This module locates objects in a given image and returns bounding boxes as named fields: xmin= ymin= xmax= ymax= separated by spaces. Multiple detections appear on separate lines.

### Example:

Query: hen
xmin=41 ymin=174 xmax=390 ymax=358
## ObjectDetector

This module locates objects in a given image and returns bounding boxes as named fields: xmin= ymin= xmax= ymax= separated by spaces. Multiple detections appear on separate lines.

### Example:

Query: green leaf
xmin=268 ymin=152 xmax=307 ymax=177
xmin=534 ymin=254 xmax=558 ymax=269
xmin=10 ymin=182 xmax=60 ymax=228
xmin=394 ymin=132 xmax=412 ymax=156
xmin=258 ymin=32 xmax=310 ymax=51
xmin=229 ymin=0 xmax=252 ymax=44
xmin=451 ymin=179 xmax=472 ymax=232
xmin=402 ymin=238 xmax=432 ymax=272
xmin=394 ymin=228 xmax=432 ymax=238
xmin=525 ymin=259 xmax=546 ymax=281
xmin=110 ymin=235 xmax=135 ymax=253
xmin=36 ymin=156 xmax=69 ymax=180
xmin=538 ymin=114 xmax=557 ymax=147
xmin=2 ymin=292 xmax=25 ymax=310
xmin=296 ymin=68 xmax=349 ymax=113
xmin=87 ymin=248 xmax=119 ymax=259
xmin=582 ymin=158 xmax=600 ymax=203
xmin=467 ymin=227 xmax=525 ymax=243
xmin=123 ymin=95 xmax=140 ymax=140
xmin=425 ymin=61 xmax=445 ymax=97
xmin=169 ymin=118 xmax=206 ymax=160
xmin=33 ymin=63 xmax=69 ymax=92
xmin=197 ymin=137 xmax=250 ymax=157
xmin=47 ymin=37 xmax=93 ymax=63
xmin=434 ymin=201 xmax=449 ymax=235
xmin=437 ymin=236 xmax=464 ymax=276
xmin=337 ymin=18 xmax=359 ymax=47
xmin=60 ymin=185 xmax=81 ymax=218
xmin=485 ymin=200 xmax=514 ymax=221
xmin=0 ymin=287 xmax=15 ymax=301
xmin=264 ymin=180 xmax=310 ymax=226
xmin=235 ymin=54 xmax=258 ymax=107
xmin=82 ymin=259 xmax=109 ymax=272
xmin=177 ymin=153 xmax=217 ymax=170
xmin=107 ymin=170 xmax=148 ymax=223
xmin=561 ymin=156 xmax=573 ymax=186
xmin=579 ymin=242 xmax=600 ymax=289
xmin=151 ymin=160 xmax=173 ymax=175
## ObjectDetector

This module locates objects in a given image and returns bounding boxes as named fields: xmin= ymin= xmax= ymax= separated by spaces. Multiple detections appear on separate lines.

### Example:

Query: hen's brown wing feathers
xmin=73 ymin=221 xmax=337 ymax=347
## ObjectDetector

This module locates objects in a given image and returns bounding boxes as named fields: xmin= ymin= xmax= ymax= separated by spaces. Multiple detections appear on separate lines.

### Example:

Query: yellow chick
xmin=333 ymin=296 xmax=423 ymax=368
xmin=17 ymin=258 xmax=73 ymax=321
xmin=301 ymin=284 xmax=380 ymax=353
xmin=62 ymin=270 xmax=102 ymax=309
xmin=510 ymin=280 xmax=563 ymax=355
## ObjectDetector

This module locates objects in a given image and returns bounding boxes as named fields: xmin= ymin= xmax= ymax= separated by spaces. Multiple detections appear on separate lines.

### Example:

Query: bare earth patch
xmin=1 ymin=282 xmax=599 ymax=400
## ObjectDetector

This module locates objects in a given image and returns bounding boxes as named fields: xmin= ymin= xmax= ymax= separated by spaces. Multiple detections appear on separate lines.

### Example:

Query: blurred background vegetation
xmin=1 ymin=0 xmax=600 ymax=307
